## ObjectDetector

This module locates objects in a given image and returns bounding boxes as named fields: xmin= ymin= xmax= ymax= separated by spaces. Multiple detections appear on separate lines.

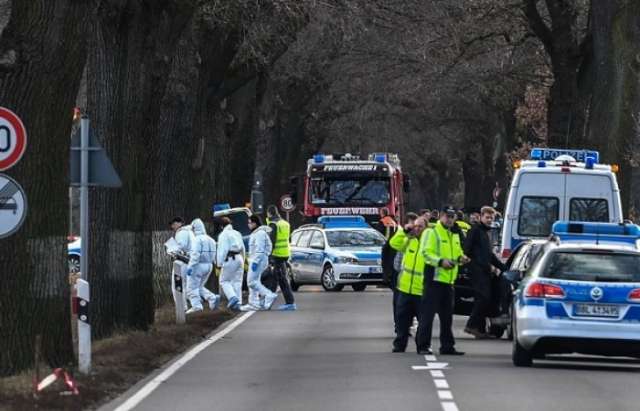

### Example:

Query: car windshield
xmin=310 ymin=178 xmax=390 ymax=206
xmin=543 ymin=251 xmax=640 ymax=282
xmin=325 ymin=230 xmax=386 ymax=247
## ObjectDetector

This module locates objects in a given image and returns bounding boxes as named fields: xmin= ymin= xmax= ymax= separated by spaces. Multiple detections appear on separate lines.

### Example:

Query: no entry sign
xmin=0 ymin=107 xmax=27 ymax=171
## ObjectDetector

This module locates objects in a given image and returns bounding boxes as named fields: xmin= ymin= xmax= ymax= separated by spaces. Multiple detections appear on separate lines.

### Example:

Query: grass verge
xmin=0 ymin=305 xmax=235 ymax=411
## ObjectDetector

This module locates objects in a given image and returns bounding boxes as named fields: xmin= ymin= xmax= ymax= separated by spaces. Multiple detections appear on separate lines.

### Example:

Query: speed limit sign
xmin=279 ymin=194 xmax=296 ymax=212
xmin=0 ymin=107 xmax=27 ymax=172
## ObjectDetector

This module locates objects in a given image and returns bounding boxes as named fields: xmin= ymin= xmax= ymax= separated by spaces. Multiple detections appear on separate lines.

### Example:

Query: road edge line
xmin=113 ymin=311 xmax=256 ymax=411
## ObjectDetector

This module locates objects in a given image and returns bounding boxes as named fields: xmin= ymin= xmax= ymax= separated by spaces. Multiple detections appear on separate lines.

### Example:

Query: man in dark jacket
xmin=463 ymin=206 xmax=506 ymax=338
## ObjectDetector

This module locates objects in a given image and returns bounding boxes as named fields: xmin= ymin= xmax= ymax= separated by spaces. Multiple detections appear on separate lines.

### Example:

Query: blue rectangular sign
xmin=530 ymin=148 xmax=599 ymax=163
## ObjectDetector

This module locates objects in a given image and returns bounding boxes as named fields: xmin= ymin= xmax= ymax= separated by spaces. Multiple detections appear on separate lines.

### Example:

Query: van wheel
xmin=321 ymin=265 xmax=343 ymax=292
xmin=352 ymin=284 xmax=367 ymax=292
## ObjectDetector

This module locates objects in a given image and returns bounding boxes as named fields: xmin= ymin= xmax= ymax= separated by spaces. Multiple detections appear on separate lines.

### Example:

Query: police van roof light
xmin=585 ymin=156 xmax=596 ymax=169
xmin=537 ymin=161 xmax=546 ymax=168
xmin=313 ymin=154 xmax=325 ymax=164
xmin=530 ymin=147 xmax=599 ymax=163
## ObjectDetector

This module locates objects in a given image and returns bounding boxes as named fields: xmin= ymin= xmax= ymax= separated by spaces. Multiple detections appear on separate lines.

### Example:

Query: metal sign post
xmin=70 ymin=116 xmax=122 ymax=375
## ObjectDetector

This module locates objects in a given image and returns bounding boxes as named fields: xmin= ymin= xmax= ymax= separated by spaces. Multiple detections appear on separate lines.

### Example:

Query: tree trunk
xmin=587 ymin=0 xmax=640 ymax=216
xmin=86 ymin=0 xmax=196 ymax=337
xmin=0 ymin=0 xmax=88 ymax=375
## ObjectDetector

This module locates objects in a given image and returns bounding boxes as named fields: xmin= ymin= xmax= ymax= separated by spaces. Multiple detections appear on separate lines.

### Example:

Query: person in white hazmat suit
xmin=216 ymin=217 xmax=246 ymax=310
xmin=169 ymin=217 xmax=195 ymax=307
xmin=185 ymin=218 xmax=220 ymax=314
xmin=240 ymin=215 xmax=279 ymax=311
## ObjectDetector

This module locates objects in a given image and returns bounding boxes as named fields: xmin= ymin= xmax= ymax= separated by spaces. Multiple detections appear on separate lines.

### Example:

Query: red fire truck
xmin=293 ymin=153 xmax=410 ymax=224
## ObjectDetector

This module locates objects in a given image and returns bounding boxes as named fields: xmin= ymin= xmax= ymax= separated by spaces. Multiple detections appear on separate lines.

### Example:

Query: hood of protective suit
xmin=191 ymin=218 xmax=207 ymax=236
xmin=254 ymin=225 xmax=272 ymax=234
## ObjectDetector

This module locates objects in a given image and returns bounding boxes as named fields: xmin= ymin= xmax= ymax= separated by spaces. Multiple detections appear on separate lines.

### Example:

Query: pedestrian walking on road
xmin=216 ymin=217 xmax=246 ymax=310
xmin=463 ymin=206 xmax=506 ymax=338
xmin=169 ymin=217 xmax=195 ymax=307
xmin=421 ymin=205 xmax=470 ymax=356
xmin=389 ymin=216 xmax=429 ymax=353
xmin=185 ymin=219 xmax=220 ymax=314
xmin=241 ymin=215 xmax=278 ymax=311
xmin=266 ymin=205 xmax=297 ymax=311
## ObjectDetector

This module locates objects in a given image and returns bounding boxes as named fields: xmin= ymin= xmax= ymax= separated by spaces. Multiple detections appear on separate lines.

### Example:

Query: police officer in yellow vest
xmin=266 ymin=205 xmax=297 ymax=310
xmin=389 ymin=216 xmax=429 ymax=353
xmin=420 ymin=205 xmax=470 ymax=355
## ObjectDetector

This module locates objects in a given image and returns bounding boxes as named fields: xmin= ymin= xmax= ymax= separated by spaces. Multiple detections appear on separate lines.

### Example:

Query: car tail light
xmin=501 ymin=249 xmax=511 ymax=259
xmin=628 ymin=289 xmax=640 ymax=302
xmin=525 ymin=282 xmax=565 ymax=299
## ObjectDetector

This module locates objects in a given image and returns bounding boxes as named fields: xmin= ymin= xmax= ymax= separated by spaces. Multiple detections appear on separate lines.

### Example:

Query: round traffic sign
xmin=0 ymin=107 xmax=27 ymax=172
xmin=0 ymin=173 xmax=27 ymax=239
xmin=279 ymin=194 xmax=296 ymax=212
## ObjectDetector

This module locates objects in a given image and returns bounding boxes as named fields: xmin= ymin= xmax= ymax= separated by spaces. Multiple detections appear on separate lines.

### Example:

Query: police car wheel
xmin=512 ymin=319 xmax=533 ymax=367
xmin=488 ymin=324 xmax=505 ymax=339
xmin=352 ymin=284 xmax=366 ymax=292
xmin=68 ymin=256 xmax=80 ymax=274
xmin=321 ymin=265 xmax=343 ymax=292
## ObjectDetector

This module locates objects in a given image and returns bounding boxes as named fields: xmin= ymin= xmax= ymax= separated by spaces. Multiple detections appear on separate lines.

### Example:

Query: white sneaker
xmin=240 ymin=304 xmax=261 ymax=312
xmin=186 ymin=307 xmax=203 ymax=314
xmin=263 ymin=293 xmax=278 ymax=310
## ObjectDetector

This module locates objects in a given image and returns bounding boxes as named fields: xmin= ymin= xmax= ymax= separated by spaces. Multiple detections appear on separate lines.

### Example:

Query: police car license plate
xmin=574 ymin=303 xmax=619 ymax=318
xmin=369 ymin=266 xmax=382 ymax=274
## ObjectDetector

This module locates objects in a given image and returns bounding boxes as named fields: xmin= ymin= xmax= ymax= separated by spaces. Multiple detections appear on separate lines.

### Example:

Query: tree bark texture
xmin=86 ymin=0 xmax=196 ymax=337
xmin=0 ymin=0 xmax=88 ymax=375
xmin=587 ymin=0 xmax=640 ymax=216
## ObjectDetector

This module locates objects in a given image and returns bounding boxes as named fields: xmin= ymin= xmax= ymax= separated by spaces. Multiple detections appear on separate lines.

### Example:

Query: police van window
xmin=570 ymin=198 xmax=609 ymax=222
xmin=297 ymin=230 xmax=313 ymax=248
xmin=543 ymin=251 xmax=640 ymax=282
xmin=309 ymin=231 xmax=326 ymax=249
xmin=290 ymin=231 xmax=302 ymax=246
xmin=518 ymin=197 xmax=559 ymax=237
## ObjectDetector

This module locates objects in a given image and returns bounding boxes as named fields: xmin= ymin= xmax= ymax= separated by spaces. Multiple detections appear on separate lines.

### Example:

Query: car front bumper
xmin=334 ymin=263 xmax=383 ymax=284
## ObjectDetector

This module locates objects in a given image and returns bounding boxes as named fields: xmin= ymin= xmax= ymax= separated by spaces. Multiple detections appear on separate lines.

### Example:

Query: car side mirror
xmin=503 ymin=270 xmax=522 ymax=284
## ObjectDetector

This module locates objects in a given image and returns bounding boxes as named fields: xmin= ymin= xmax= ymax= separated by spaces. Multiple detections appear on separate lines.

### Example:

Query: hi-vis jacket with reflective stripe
xmin=271 ymin=219 xmax=291 ymax=258
xmin=422 ymin=221 xmax=464 ymax=285
xmin=389 ymin=227 xmax=428 ymax=296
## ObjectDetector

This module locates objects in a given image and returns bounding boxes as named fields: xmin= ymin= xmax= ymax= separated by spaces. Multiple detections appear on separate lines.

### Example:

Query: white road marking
xmin=114 ymin=311 xmax=256 ymax=411
xmin=430 ymin=370 xmax=445 ymax=378
xmin=424 ymin=354 xmax=437 ymax=362
xmin=434 ymin=379 xmax=450 ymax=389
xmin=438 ymin=390 xmax=453 ymax=400
xmin=441 ymin=402 xmax=460 ymax=411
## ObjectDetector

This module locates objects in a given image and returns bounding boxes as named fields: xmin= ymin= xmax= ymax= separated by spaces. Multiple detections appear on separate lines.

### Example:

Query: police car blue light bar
xmin=313 ymin=154 xmax=325 ymax=164
xmin=552 ymin=221 xmax=640 ymax=245
xmin=530 ymin=148 xmax=599 ymax=163
xmin=213 ymin=203 xmax=231 ymax=212
xmin=318 ymin=215 xmax=370 ymax=229
xmin=373 ymin=153 xmax=387 ymax=163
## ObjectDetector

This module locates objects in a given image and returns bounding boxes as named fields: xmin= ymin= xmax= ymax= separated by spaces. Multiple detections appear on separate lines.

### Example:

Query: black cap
xmin=440 ymin=205 xmax=456 ymax=216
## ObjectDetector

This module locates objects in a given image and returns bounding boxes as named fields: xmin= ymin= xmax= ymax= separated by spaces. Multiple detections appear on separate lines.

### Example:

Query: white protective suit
xmin=216 ymin=224 xmax=246 ymax=308
xmin=173 ymin=225 xmax=195 ymax=306
xmin=186 ymin=219 xmax=218 ymax=311
xmin=246 ymin=225 xmax=277 ymax=308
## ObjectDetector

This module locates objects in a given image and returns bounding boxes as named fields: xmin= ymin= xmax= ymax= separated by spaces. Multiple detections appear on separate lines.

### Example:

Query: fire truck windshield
xmin=310 ymin=178 xmax=390 ymax=206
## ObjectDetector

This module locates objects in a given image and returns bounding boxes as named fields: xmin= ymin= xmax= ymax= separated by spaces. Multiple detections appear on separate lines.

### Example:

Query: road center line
xmin=114 ymin=311 xmax=255 ymax=411
xmin=441 ymin=402 xmax=460 ymax=411
xmin=438 ymin=390 xmax=453 ymax=400
xmin=430 ymin=370 xmax=445 ymax=378
xmin=434 ymin=379 xmax=450 ymax=389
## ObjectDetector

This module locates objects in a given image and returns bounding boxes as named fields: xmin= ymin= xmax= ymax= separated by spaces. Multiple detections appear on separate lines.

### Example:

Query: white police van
xmin=512 ymin=221 xmax=640 ymax=366
xmin=500 ymin=148 xmax=623 ymax=260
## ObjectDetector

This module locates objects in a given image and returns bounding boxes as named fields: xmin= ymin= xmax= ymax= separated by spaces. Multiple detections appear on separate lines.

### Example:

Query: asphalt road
xmin=103 ymin=287 xmax=640 ymax=411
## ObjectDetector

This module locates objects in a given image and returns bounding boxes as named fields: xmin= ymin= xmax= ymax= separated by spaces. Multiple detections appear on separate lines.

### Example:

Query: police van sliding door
xmin=564 ymin=174 xmax=613 ymax=223
xmin=514 ymin=173 xmax=564 ymax=241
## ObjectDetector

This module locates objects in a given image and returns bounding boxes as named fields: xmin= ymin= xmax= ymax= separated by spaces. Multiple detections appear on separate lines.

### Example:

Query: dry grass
xmin=0 ymin=305 xmax=235 ymax=411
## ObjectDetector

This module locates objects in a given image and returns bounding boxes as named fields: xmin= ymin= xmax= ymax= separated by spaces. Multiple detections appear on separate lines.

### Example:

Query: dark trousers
xmin=271 ymin=257 xmax=295 ymax=305
xmin=419 ymin=281 xmax=455 ymax=351
xmin=466 ymin=276 xmax=492 ymax=332
xmin=393 ymin=291 xmax=427 ymax=351
xmin=390 ymin=270 xmax=399 ymax=331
